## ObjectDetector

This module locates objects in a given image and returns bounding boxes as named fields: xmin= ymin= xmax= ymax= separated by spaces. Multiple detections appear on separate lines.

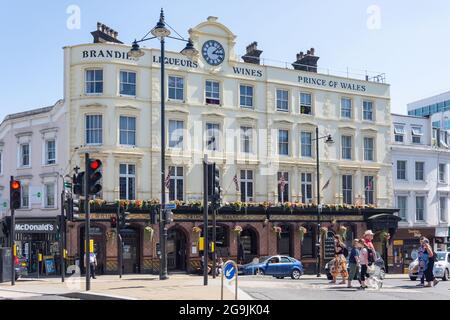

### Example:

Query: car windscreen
xmin=436 ymin=253 xmax=446 ymax=261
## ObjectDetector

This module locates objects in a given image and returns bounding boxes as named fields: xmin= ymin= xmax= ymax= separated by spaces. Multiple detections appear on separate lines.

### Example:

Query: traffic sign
xmin=164 ymin=204 xmax=177 ymax=210
xmin=224 ymin=263 xmax=236 ymax=280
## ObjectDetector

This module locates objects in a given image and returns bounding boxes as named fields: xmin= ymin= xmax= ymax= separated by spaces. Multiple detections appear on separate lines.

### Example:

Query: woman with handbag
xmin=330 ymin=235 xmax=349 ymax=285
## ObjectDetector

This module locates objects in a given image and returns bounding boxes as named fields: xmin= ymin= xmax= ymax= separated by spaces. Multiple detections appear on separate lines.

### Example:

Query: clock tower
xmin=188 ymin=16 xmax=238 ymax=69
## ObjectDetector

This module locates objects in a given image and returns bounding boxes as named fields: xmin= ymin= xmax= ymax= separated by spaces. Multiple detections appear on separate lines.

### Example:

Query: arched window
xmin=277 ymin=224 xmax=292 ymax=256
xmin=301 ymin=224 xmax=316 ymax=259
xmin=201 ymin=224 xmax=230 ymax=257
xmin=240 ymin=227 xmax=258 ymax=263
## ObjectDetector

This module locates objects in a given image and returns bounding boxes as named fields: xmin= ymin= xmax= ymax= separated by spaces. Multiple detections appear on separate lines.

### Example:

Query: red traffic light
xmin=89 ymin=160 xmax=102 ymax=170
xmin=11 ymin=181 xmax=21 ymax=190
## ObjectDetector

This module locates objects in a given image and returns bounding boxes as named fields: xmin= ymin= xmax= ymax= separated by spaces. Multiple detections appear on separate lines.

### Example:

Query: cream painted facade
xmin=63 ymin=17 xmax=393 ymax=208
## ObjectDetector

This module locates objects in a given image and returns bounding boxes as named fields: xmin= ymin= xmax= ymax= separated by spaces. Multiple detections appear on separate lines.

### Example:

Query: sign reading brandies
xmin=15 ymin=222 xmax=57 ymax=234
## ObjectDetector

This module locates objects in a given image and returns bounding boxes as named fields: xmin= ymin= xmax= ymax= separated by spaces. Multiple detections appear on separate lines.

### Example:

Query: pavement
xmin=0 ymin=274 xmax=448 ymax=300
xmin=0 ymin=274 xmax=253 ymax=300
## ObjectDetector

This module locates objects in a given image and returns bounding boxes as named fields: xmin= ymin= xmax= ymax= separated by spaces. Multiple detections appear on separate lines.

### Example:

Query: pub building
xmin=68 ymin=203 xmax=400 ymax=275
xmin=2 ymin=16 xmax=400 ymax=276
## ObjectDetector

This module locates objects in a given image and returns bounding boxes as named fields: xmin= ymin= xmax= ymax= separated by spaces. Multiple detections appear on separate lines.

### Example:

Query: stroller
xmin=366 ymin=252 xmax=385 ymax=290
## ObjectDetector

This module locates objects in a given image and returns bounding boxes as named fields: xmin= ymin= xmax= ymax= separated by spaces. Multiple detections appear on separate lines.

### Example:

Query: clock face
xmin=202 ymin=40 xmax=225 ymax=66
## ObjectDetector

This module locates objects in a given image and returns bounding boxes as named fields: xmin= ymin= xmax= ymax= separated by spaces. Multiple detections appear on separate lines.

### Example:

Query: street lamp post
xmin=313 ymin=127 xmax=334 ymax=277
xmin=129 ymin=9 xmax=198 ymax=281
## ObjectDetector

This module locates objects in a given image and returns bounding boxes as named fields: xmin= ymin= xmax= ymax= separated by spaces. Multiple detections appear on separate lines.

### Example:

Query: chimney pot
xmin=97 ymin=22 xmax=102 ymax=31
xmin=310 ymin=48 xmax=315 ymax=55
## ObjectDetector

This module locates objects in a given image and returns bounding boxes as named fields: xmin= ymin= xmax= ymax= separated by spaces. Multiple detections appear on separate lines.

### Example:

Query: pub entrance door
xmin=120 ymin=228 xmax=141 ymax=274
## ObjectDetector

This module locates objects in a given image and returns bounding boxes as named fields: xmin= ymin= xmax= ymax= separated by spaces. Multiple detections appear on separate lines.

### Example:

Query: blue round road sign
xmin=224 ymin=263 xmax=236 ymax=280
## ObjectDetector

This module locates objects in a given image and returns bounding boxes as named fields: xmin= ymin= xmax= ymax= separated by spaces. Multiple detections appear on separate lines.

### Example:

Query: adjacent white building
xmin=391 ymin=113 xmax=450 ymax=272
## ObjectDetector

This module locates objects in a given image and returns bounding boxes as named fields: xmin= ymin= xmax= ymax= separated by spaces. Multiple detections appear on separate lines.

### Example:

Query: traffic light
xmin=10 ymin=180 xmax=21 ymax=210
xmin=150 ymin=207 xmax=158 ymax=225
xmin=211 ymin=163 xmax=221 ymax=210
xmin=164 ymin=209 xmax=174 ymax=225
xmin=87 ymin=159 xmax=102 ymax=195
xmin=72 ymin=199 xmax=81 ymax=219
xmin=110 ymin=216 xmax=117 ymax=229
xmin=73 ymin=172 xmax=85 ymax=196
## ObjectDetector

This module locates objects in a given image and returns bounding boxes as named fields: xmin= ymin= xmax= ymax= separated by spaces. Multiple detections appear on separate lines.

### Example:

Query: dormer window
xmin=411 ymin=126 xmax=423 ymax=144
xmin=394 ymin=124 xmax=405 ymax=143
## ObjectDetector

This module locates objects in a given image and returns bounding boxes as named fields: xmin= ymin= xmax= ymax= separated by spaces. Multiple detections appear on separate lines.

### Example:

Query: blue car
xmin=239 ymin=255 xmax=304 ymax=280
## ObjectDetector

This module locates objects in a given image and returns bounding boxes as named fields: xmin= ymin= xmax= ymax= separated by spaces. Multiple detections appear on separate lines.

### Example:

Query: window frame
xmin=240 ymin=84 xmax=254 ymax=109
xmin=119 ymin=163 xmax=136 ymax=201
xmin=240 ymin=170 xmax=254 ymax=203
xmin=300 ymin=131 xmax=313 ymax=158
xmin=341 ymin=97 xmax=353 ymax=119
xmin=342 ymin=175 xmax=353 ymax=205
xmin=301 ymin=173 xmax=313 ymax=204
xmin=44 ymin=182 xmax=56 ymax=209
xmin=19 ymin=143 xmax=31 ymax=168
xmin=364 ymin=176 xmax=375 ymax=205
xmin=397 ymin=160 xmax=407 ymax=180
xmin=277 ymin=172 xmax=290 ymax=203
xmin=415 ymin=196 xmax=425 ymax=222
xmin=119 ymin=116 xmax=137 ymax=147
xmin=45 ymin=139 xmax=56 ymax=165
xmin=206 ymin=122 xmax=220 ymax=151
xmin=276 ymin=89 xmax=289 ymax=112
xmin=85 ymin=114 xmax=103 ymax=146
xmin=85 ymin=69 xmax=104 ymax=95
xmin=300 ymin=92 xmax=313 ymax=115
xmin=341 ymin=135 xmax=352 ymax=160
xmin=168 ymin=75 xmax=185 ymax=101
xmin=363 ymin=137 xmax=374 ymax=161
xmin=439 ymin=197 xmax=447 ymax=223
xmin=397 ymin=196 xmax=408 ymax=221
xmin=119 ymin=70 xmax=137 ymax=96
xmin=240 ymin=126 xmax=253 ymax=154
xmin=168 ymin=166 xmax=184 ymax=202
xmin=205 ymin=80 xmax=221 ymax=105
xmin=439 ymin=163 xmax=446 ymax=183
xmin=278 ymin=129 xmax=290 ymax=156
xmin=363 ymin=100 xmax=374 ymax=121
xmin=415 ymin=162 xmax=425 ymax=181
xmin=168 ymin=119 xmax=184 ymax=149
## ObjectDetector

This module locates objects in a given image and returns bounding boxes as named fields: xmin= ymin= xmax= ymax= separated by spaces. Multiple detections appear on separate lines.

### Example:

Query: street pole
xmin=159 ymin=37 xmax=168 ymax=281
xmin=316 ymin=127 xmax=321 ymax=277
xmin=10 ymin=176 xmax=15 ymax=286
xmin=117 ymin=203 xmax=122 ymax=279
xmin=212 ymin=207 xmax=217 ymax=279
xmin=60 ymin=190 xmax=65 ymax=283
xmin=203 ymin=155 xmax=209 ymax=286
xmin=84 ymin=153 xmax=91 ymax=291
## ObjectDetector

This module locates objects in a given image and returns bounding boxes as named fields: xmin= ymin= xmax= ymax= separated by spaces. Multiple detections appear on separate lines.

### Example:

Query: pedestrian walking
xmin=330 ymin=235 xmax=349 ymax=284
xmin=347 ymin=239 xmax=361 ymax=288
xmin=84 ymin=251 xmax=97 ymax=279
xmin=417 ymin=236 xmax=426 ymax=287
xmin=358 ymin=239 xmax=369 ymax=290
xmin=422 ymin=238 xmax=439 ymax=288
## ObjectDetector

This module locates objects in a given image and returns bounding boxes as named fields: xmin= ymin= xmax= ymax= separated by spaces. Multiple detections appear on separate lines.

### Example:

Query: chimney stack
xmin=91 ymin=22 xmax=123 ymax=44
xmin=292 ymin=47 xmax=320 ymax=73
xmin=242 ymin=41 xmax=263 ymax=65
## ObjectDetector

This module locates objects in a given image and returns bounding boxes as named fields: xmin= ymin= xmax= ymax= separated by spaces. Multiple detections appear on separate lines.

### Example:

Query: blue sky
xmin=1 ymin=0 xmax=450 ymax=120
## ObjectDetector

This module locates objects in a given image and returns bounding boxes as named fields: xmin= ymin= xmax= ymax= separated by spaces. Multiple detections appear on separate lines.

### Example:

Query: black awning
xmin=366 ymin=213 xmax=402 ymax=232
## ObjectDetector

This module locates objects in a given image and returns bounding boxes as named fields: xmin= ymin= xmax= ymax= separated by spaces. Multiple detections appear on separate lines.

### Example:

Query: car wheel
xmin=410 ymin=276 xmax=417 ymax=281
xmin=443 ymin=269 xmax=449 ymax=281
xmin=291 ymin=269 xmax=301 ymax=280
xmin=255 ymin=269 xmax=265 ymax=276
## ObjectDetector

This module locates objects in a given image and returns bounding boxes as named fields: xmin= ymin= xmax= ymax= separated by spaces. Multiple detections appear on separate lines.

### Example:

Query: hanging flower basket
xmin=320 ymin=227 xmax=328 ymax=238
xmin=338 ymin=226 xmax=347 ymax=240
xmin=144 ymin=226 xmax=155 ymax=241
xmin=106 ymin=230 xmax=116 ymax=241
xmin=192 ymin=226 xmax=202 ymax=234
xmin=298 ymin=226 xmax=307 ymax=243
xmin=272 ymin=226 xmax=282 ymax=239
xmin=233 ymin=226 xmax=243 ymax=235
